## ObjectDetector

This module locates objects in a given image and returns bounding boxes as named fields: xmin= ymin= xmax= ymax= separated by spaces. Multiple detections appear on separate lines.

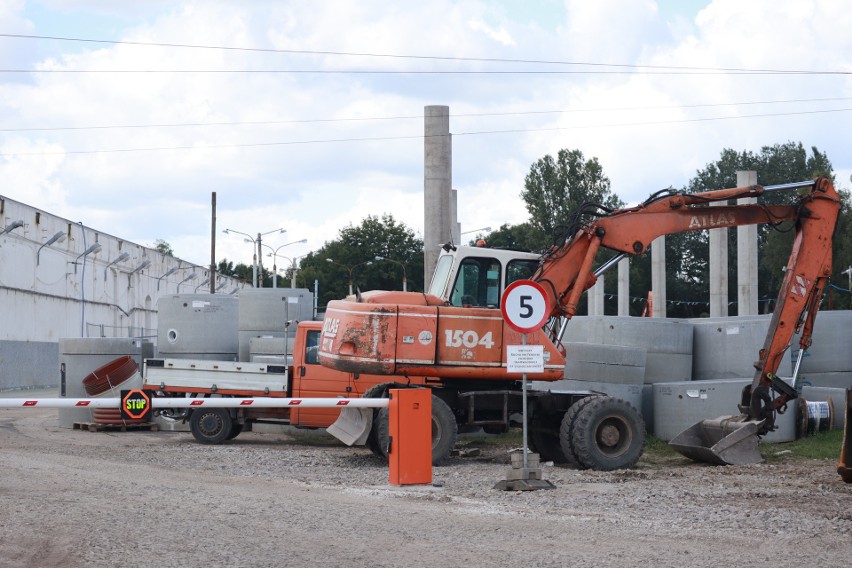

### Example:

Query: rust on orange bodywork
xmin=320 ymin=300 xmax=565 ymax=382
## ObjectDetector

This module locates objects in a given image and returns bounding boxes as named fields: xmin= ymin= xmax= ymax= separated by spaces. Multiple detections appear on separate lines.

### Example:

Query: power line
xmin=3 ymin=97 xmax=849 ymax=133
xmin=2 ymin=106 xmax=849 ymax=158
xmin=0 ymin=33 xmax=845 ymax=75
xmin=1 ymin=68 xmax=848 ymax=76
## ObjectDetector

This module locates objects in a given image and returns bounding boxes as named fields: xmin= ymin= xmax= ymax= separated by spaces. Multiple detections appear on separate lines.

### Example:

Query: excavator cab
xmin=428 ymin=245 xmax=540 ymax=307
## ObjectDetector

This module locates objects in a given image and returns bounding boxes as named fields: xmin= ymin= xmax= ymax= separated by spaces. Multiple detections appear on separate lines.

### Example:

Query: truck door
xmin=291 ymin=328 xmax=354 ymax=428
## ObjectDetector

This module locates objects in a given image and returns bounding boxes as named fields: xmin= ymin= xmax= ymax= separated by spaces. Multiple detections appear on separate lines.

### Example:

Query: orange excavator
xmin=319 ymin=178 xmax=849 ymax=474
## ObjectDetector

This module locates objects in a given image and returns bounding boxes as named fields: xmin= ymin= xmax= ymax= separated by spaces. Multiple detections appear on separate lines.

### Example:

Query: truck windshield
xmin=429 ymin=254 xmax=454 ymax=297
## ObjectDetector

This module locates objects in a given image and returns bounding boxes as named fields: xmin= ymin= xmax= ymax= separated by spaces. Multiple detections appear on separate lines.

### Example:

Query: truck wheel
xmin=569 ymin=397 xmax=645 ymax=471
xmin=226 ymin=423 xmax=244 ymax=440
xmin=529 ymin=420 xmax=568 ymax=464
xmin=559 ymin=396 xmax=600 ymax=469
xmin=373 ymin=394 xmax=458 ymax=466
xmin=189 ymin=408 xmax=233 ymax=444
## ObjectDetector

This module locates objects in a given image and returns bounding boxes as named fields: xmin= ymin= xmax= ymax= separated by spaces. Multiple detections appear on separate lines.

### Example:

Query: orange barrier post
xmin=388 ymin=388 xmax=432 ymax=486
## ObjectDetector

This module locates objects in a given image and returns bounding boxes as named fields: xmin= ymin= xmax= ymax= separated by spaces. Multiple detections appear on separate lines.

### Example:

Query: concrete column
xmin=737 ymin=170 xmax=759 ymax=316
xmin=450 ymin=189 xmax=461 ymax=245
xmin=651 ymin=236 xmax=666 ymax=318
xmin=709 ymin=201 xmax=728 ymax=317
xmin=589 ymin=275 xmax=604 ymax=315
xmin=424 ymin=106 xmax=452 ymax=289
xmin=617 ymin=257 xmax=630 ymax=316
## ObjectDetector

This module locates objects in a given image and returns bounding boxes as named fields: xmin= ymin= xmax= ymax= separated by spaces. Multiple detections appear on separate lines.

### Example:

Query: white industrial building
xmin=0 ymin=193 xmax=246 ymax=390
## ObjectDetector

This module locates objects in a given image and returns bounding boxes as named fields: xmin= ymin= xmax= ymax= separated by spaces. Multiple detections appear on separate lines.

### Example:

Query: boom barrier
xmin=0 ymin=397 xmax=390 ymax=409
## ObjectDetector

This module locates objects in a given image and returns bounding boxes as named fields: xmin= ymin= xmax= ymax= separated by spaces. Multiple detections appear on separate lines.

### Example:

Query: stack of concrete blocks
xmin=249 ymin=336 xmax=290 ymax=365
xmin=237 ymin=288 xmax=314 ymax=363
xmin=536 ymin=316 xmax=694 ymax=431
xmin=57 ymin=338 xmax=153 ymax=428
xmin=793 ymin=310 xmax=852 ymax=389
xmin=653 ymin=315 xmax=795 ymax=442
xmin=156 ymin=295 xmax=239 ymax=361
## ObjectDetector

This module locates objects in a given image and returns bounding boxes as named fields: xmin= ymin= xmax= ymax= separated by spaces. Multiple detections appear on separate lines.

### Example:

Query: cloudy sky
xmin=1 ymin=0 xmax=849 ymax=268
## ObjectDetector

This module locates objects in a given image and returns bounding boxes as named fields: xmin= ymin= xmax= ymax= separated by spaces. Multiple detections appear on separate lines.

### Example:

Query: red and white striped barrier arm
xmin=0 ymin=397 xmax=390 ymax=409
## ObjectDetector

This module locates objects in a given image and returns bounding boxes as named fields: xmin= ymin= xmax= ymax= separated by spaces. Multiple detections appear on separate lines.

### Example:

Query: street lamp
xmin=73 ymin=243 xmax=102 ymax=273
xmin=223 ymin=227 xmax=285 ymax=287
xmin=375 ymin=256 xmax=407 ymax=292
xmin=103 ymin=252 xmax=130 ymax=280
xmin=157 ymin=266 xmax=181 ymax=291
xmin=0 ymin=220 xmax=24 ymax=236
xmin=277 ymin=254 xmax=308 ymax=289
xmin=177 ymin=272 xmax=198 ymax=293
xmin=36 ymin=230 xmax=67 ymax=265
xmin=264 ymin=239 xmax=307 ymax=288
xmin=843 ymin=266 xmax=852 ymax=290
xmin=194 ymin=278 xmax=210 ymax=292
xmin=461 ymin=226 xmax=491 ymax=236
xmin=327 ymin=258 xmax=372 ymax=296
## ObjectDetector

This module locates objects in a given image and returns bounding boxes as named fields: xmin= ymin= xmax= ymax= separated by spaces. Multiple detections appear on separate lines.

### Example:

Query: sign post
xmin=498 ymin=280 xmax=555 ymax=490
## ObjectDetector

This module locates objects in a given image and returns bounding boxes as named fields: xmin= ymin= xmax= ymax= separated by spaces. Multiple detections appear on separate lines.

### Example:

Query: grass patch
xmin=762 ymin=429 xmax=845 ymax=461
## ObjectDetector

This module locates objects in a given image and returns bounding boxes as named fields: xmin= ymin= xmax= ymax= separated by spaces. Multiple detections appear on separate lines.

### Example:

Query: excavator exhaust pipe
xmin=838 ymin=388 xmax=852 ymax=483
xmin=669 ymin=416 xmax=765 ymax=466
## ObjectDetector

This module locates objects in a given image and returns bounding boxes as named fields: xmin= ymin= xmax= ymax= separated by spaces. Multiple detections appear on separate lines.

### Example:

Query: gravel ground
xmin=0 ymin=402 xmax=850 ymax=568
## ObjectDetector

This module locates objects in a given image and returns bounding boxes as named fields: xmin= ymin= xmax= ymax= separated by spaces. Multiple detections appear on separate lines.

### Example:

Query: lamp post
xmin=36 ymin=230 xmax=67 ymax=265
xmin=375 ymin=256 xmax=407 ymax=292
xmin=73 ymin=243 xmax=102 ymax=274
xmin=264 ymin=239 xmax=307 ymax=288
xmin=0 ymin=220 xmax=24 ymax=236
xmin=843 ymin=267 xmax=852 ymax=291
xmin=278 ymin=254 xmax=308 ymax=289
xmin=461 ymin=226 xmax=491 ymax=236
xmin=177 ymin=272 xmax=198 ymax=293
xmin=103 ymin=252 xmax=130 ymax=281
xmin=157 ymin=266 xmax=180 ymax=291
xmin=223 ymin=227 xmax=285 ymax=287
xmin=326 ymin=259 xmax=373 ymax=296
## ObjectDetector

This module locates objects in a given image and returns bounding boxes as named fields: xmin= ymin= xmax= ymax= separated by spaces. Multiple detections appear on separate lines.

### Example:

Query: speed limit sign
xmin=501 ymin=280 xmax=550 ymax=333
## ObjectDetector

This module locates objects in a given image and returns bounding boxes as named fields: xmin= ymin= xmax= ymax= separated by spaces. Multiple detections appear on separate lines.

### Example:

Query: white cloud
xmin=0 ymin=0 xmax=850 ymax=270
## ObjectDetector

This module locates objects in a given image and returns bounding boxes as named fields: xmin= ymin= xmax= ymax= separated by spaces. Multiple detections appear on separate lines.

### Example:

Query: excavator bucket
xmin=326 ymin=407 xmax=373 ymax=447
xmin=669 ymin=416 xmax=765 ymax=466
xmin=838 ymin=388 xmax=852 ymax=483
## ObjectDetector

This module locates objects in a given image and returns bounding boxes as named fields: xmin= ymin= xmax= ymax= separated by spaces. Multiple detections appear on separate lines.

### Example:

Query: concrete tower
xmin=424 ymin=105 xmax=452 ymax=289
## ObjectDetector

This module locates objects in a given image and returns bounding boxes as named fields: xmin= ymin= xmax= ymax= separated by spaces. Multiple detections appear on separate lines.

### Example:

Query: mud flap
xmin=326 ymin=407 xmax=373 ymax=447
xmin=838 ymin=388 xmax=852 ymax=483
xmin=669 ymin=416 xmax=764 ymax=466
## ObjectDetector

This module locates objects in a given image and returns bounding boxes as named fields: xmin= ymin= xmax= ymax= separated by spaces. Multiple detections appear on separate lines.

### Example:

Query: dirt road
xmin=0 ymin=406 xmax=849 ymax=567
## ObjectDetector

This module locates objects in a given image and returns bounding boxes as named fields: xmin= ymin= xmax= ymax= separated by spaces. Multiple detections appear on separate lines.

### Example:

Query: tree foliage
xmin=297 ymin=214 xmax=424 ymax=308
xmin=154 ymin=239 xmax=174 ymax=256
xmin=522 ymin=149 xmax=623 ymax=245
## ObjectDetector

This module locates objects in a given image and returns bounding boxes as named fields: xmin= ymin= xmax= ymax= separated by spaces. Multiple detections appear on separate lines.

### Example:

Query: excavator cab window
xmin=506 ymin=259 xmax=538 ymax=285
xmin=450 ymin=257 xmax=501 ymax=307
xmin=429 ymin=254 xmax=454 ymax=297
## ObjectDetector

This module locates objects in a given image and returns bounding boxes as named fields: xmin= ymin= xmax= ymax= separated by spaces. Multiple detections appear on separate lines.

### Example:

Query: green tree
xmin=681 ymin=141 xmax=848 ymax=314
xmin=522 ymin=149 xmax=623 ymax=246
xmin=297 ymin=214 xmax=424 ymax=308
xmin=154 ymin=239 xmax=174 ymax=256
xmin=480 ymin=222 xmax=545 ymax=252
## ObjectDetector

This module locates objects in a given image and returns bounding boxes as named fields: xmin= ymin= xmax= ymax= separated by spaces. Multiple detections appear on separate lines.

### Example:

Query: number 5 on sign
xmin=500 ymin=280 xmax=551 ymax=333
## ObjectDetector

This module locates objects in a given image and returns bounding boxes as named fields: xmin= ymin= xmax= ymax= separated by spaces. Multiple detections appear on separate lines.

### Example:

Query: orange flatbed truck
xmin=142 ymin=320 xmax=425 ymax=445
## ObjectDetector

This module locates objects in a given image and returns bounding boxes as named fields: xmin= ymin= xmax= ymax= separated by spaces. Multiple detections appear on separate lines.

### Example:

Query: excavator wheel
xmin=566 ymin=396 xmax=645 ymax=471
xmin=528 ymin=414 xmax=570 ymax=464
xmin=361 ymin=383 xmax=397 ymax=457
xmin=373 ymin=394 xmax=458 ymax=466
xmin=189 ymin=408 xmax=234 ymax=445
xmin=558 ymin=395 xmax=602 ymax=469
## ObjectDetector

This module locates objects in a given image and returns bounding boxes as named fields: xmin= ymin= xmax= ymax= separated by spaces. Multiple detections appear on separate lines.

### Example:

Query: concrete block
xmin=794 ymin=310 xmax=852 ymax=373
xmin=653 ymin=378 xmax=795 ymax=443
xmin=238 ymin=288 xmax=314 ymax=331
xmin=563 ymin=342 xmax=646 ymax=385
xmin=563 ymin=316 xmax=693 ymax=383
xmin=532 ymin=379 xmax=646 ymax=417
xmin=689 ymin=315 xmax=791 ymax=381
xmin=0 ymin=340 xmax=59 ymax=390
xmin=157 ymin=295 xmax=238 ymax=359
xmin=795 ymin=372 xmax=852 ymax=389
xmin=800 ymin=386 xmax=848 ymax=430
